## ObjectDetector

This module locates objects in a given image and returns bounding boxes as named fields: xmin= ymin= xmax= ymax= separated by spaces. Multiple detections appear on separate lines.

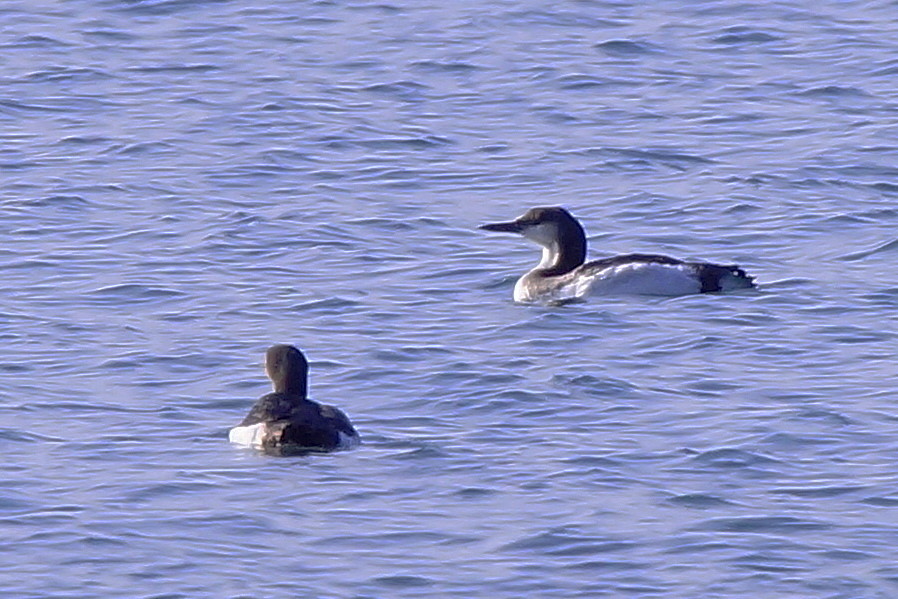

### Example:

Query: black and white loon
xmin=479 ymin=206 xmax=755 ymax=303
xmin=229 ymin=344 xmax=359 ymax=453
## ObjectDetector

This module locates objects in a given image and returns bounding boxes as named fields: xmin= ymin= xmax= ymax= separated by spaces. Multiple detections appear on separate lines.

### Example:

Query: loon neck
xmin=274 ymin=379 xmax=307 ymax=396
xmin=537 ymin=236 xmax=586 ymax=276
xmin=266 ymin=345 xmax=310 ymax=397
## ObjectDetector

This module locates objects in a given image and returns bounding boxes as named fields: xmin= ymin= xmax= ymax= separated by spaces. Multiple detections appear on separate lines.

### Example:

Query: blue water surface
xmin=2 ymin=0 xmax=898 ymax=597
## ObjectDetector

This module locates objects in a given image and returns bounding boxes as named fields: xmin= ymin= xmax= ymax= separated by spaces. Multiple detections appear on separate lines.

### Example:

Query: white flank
xmin=228 ymin=423 xmax=267 ymax=447
xmin=574 ymin=262 xmax=701 ymax=297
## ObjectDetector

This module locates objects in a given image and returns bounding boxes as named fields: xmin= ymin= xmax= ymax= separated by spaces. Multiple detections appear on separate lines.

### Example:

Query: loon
xmin=479 ymin=206 xmax=755 ymax=303
xmin=229 ymin=344 xmax=360 ymax=454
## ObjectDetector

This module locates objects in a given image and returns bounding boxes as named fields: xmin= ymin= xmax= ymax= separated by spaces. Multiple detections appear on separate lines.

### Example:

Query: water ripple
xmin=3 ymin=0 xmax=898 ymax=596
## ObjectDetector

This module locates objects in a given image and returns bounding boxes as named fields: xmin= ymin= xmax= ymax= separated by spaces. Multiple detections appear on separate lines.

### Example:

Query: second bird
xmin=479 ymin=206 xmax=755 ymax=303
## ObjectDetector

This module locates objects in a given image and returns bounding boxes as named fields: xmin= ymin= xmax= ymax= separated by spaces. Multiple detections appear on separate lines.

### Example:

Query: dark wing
xmin=584 ymin=253 xmax=753 ymax=292
xmin=264 ymin=419 xmax=340 ymax=451
xmin=246 ymin=398 xmax=358 ymax=451
xmin=585 ymin=253 xmax=754 ymax=291
xmin=582 ymin=253 xmax=686 ymax=271
xmin=318 ymin=404 xmax=358 ymax=438
xmin=690 ymin=262 xmax=755 ymax=292
xmin=239 ymin=392 xmax=300 ymax=426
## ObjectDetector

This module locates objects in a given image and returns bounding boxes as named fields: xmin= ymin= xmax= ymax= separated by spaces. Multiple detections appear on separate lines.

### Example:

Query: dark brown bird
xmin=229 ymin=344 xmax=359 ymax=454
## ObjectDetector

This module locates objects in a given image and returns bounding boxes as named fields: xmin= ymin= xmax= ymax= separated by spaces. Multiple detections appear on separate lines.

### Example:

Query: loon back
xmin=230 ymin=391 xmax=360 ymax=453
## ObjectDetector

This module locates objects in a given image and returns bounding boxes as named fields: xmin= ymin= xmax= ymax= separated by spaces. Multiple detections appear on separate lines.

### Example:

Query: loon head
xmin=479 ymin=206 xmax=587 ymax=273
xmin=266 ymin=344 xmax=309 ymax=396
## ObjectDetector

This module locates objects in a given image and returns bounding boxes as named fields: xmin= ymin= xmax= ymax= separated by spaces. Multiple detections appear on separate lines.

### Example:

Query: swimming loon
xmin=229 ymin=344 xmax=360 ymax=454
xmin=479 ymin=206 xmax=755 ymax=303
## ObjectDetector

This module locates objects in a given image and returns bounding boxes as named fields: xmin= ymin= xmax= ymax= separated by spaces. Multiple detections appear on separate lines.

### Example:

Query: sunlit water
xmin=2 ymin=1 xmax=898 ymax=597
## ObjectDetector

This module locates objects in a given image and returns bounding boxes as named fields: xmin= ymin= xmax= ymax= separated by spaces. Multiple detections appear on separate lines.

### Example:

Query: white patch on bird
xmin=574 ymin=262 xmax=701 ymax=297
xmin=513 ymin=276 xmax=531 ymax=303
xmin=229 ymin=423 xmax=267 ymax=446
xmin=521 ymin=223 xmax=559 ymax=250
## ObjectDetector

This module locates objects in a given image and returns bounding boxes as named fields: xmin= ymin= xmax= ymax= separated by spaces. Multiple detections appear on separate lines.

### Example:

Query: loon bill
xmin=228 ymin=344 xmax=360 ymax=454
xmin=479 ymin=206 xmax=756 ymax=303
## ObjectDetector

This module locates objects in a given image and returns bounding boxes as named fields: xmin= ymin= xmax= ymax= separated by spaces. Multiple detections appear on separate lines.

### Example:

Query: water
xmin=2 ymin=0 xmax=898 ymax=596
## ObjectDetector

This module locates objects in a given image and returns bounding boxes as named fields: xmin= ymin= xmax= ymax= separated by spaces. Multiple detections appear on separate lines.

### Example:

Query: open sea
xmin=2 ymin=0 xmax=898 ymax=597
